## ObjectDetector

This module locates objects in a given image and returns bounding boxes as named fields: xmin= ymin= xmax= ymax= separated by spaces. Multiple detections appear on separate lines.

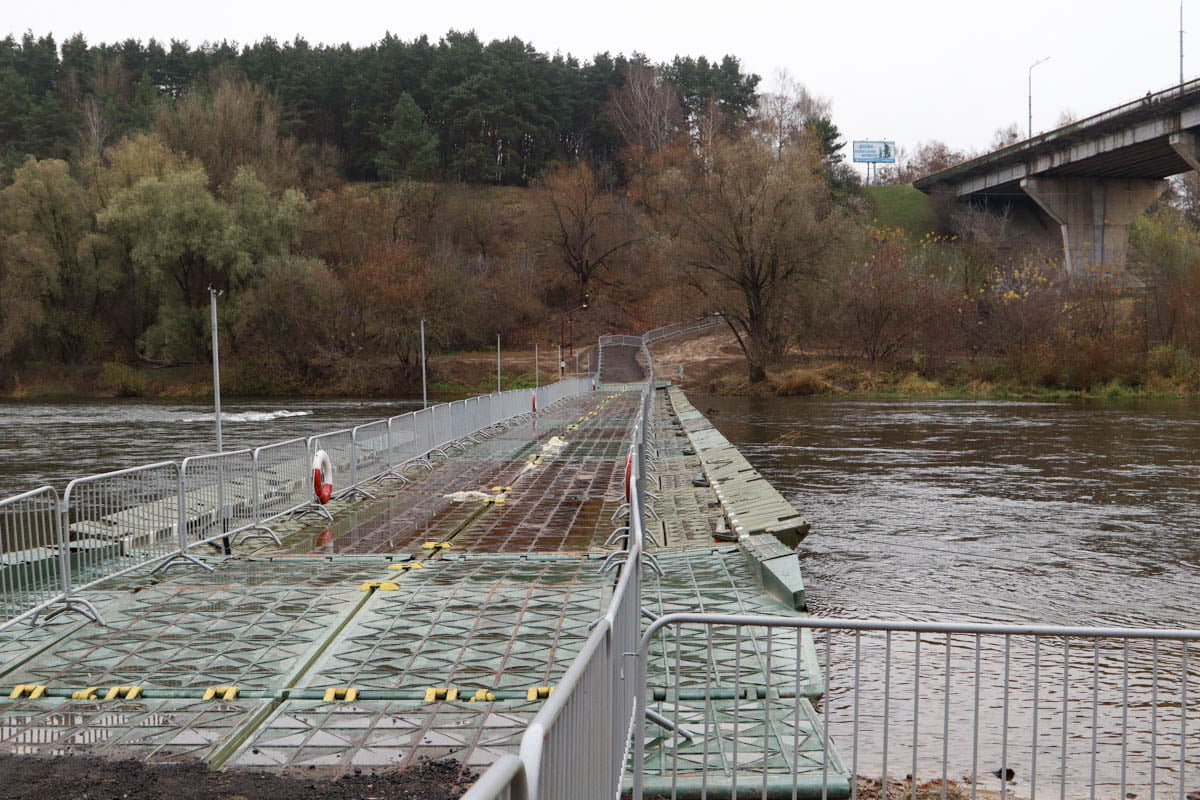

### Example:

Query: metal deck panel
xmin=296 ymin=557 xmax=613 ymax=693
xmin=231 ymin=698 xmax=543 ymax=776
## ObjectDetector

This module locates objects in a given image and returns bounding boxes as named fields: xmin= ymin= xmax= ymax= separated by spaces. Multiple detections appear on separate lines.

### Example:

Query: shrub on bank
xmin=98 ymin=362 xmax=147 ymax=397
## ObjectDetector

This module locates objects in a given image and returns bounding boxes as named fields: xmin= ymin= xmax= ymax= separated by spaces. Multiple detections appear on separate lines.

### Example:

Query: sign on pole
xmin=852 ymin=140 xmax=897 ymax=163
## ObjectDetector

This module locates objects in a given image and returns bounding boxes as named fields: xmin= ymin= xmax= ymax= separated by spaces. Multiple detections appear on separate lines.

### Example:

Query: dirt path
xmin=647 ymin=327 xmax=743 ymax=388
xmin=0 ymin=754 xmax=476 ymax=800
xmin=599 ymin=344 xmax=645 ymax=382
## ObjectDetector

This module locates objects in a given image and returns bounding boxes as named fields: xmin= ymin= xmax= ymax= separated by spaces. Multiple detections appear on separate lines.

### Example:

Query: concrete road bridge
xmin=915 ymin=78 xmax=1200 ymax=268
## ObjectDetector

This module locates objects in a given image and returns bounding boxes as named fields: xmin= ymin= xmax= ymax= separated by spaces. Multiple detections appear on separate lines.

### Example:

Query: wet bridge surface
xmin=0 ymin=385 xmax=839 ymax=794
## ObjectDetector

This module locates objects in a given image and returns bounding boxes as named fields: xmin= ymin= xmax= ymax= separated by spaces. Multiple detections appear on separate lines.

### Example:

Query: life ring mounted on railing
xmin=312 ymin=449 xmax=333 ymax=505
xmin=531 ymin=391 xmax=537 ymax=413
xmin=624 ymin=452 xmax=633 ymax=504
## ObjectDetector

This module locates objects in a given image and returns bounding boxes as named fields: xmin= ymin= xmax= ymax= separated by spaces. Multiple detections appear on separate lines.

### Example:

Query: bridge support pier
xmin=1020 ymin=177 xmax=1166 ymax=269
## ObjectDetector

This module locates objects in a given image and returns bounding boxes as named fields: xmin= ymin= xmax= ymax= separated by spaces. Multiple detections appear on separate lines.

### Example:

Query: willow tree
xmin=642 ymin=134 xmax=855 ymax=382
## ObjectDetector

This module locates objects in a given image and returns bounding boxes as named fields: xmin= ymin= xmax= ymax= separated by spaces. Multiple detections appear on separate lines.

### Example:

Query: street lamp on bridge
xmin=1028 ymin=56 xmax=1051 ymax=139
xmin=558 ymin=294 xmax=590 ymax=377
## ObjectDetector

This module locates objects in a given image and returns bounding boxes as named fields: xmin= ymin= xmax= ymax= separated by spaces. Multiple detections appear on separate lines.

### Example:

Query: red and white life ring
xmin=312 ymin=449 xmax=333 ymax=504
xmin=531 ymin=391 xmax=538 ymax=413
xmin=624 ymin=452 xmax=633 ymax=503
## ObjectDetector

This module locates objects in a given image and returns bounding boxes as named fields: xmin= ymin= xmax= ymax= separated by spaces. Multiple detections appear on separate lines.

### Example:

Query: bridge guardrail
xmin=468 ymin=323 xmax=731 ymax=799
xmin=180 ymin=449 xmax=262 ymax=552
xmin=0 ymin=487 xmax=68 ymax=634
xmin=0 ymin=377 xmax=593 ymax=631
xmin=633 ymin=615 xmax=1200 ymax=800
xmin=253 ymin=438 xmax=319 ymax=524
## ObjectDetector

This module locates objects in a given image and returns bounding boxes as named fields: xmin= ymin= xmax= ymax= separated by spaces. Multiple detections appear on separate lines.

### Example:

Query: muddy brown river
xmin=697 ymin=394 xmax=1200 ymax=796
xmin=2 ymin=394 xmax=1198 ymax=793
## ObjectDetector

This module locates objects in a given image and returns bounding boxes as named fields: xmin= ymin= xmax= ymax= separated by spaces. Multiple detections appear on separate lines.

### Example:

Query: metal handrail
xmin=461 ymin=754 xmax=528 ymax=800
xmin=0 ymin=376 xmax=593 ymax=631
xmin=632 ymin=613 xmax=1200 ymax=800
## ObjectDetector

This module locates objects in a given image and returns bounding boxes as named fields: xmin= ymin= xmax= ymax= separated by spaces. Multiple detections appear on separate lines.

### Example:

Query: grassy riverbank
xmin=705 ymin=360 xmax=1200 ymax=401
xmin=654 ymin=329 xmax=1200 ymax=401
xmin=0 ymin=349 xmax=574 ymax=401
xmin=6 ymin=336 xmax=1198 ymax=403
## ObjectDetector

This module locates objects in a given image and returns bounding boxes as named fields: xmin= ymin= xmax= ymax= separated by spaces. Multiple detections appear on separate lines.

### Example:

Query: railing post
xmin=176 ymin=461 xmax=187 ymax=555
xmin=57 ymin=490 xmax=72 ymax=600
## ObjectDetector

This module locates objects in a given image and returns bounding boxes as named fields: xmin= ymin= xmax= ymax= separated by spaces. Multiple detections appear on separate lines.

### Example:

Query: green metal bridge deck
xmin=0 ymin=386 xmax=845 ymax=796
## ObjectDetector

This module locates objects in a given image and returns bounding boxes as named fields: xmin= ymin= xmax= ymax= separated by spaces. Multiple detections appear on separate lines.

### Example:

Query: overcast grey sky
xmin=6 ymin=0 xmax=1193 ymax=169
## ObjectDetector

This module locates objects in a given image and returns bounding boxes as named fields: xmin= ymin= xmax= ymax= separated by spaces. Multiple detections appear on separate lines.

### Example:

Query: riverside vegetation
xmin=3 ymin=31 xmax=1200 ymax=400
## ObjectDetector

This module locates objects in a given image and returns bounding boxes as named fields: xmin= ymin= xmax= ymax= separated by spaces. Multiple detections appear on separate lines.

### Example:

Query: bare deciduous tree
xmin=756 ymin=68 xmax=831 ymax=158
xmin=78 ymin=97 xmax=112 ymax=162
xmin=991 ymin=122 xmax=1022 ymax=150
xmin=538 ymin=162 xmax=637 ymax=296
xmin=641 ymin=135 xmax=854 ymax=382
xmin=604 ymin=64 xmax=684 ymax=155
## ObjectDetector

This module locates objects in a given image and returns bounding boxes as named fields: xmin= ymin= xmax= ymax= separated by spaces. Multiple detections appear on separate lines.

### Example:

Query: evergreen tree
xmin=375 ymin=93 xmax=438 ymax=180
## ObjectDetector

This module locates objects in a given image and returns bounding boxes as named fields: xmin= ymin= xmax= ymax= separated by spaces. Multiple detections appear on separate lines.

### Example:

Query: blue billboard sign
xmin=852 ymin=140 xmax=896 ymax=163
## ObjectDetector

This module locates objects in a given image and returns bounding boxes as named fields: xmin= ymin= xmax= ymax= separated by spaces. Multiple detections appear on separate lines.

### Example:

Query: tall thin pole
xmin=1183 ymin=0 xmax=1186 ymax=86
xmin=496 ymin=334 xmax=501 ymax=392
xmin=420 ymin=319 xmax=427 ymax=409
xmin=1028 ymin=57 xmax=1050 ymax=139
xmin=208 ymin=285 xmax=223 ymax=452
xmin=558 ymin=344 xmax=563 ymax=378
xmin=535 ymin=343 xmax=539 ymax=388
xmin=208 ymin=285 xmax=230 ymax=555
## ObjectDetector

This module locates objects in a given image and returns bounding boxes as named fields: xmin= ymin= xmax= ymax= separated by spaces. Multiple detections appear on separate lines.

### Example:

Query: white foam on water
xmin=178 ymin=410 xmax=314 ymax=423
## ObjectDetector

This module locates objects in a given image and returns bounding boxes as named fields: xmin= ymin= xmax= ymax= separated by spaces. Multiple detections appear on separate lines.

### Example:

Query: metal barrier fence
xmin=179 ymin=449 xmax=265 ymax=552
xmin=62 ymin=462 xmax=197 ymax=591
xmin=388 ymin=414 xmax=422 ymax=471
xmin=0 ymin=377 xmax=593 ymax=632
xmin=469 ymin=337 xmax=659 ymax=800
xmin=0 ymin=488 xmax=67 ymax=633
xmin=642 ymin=315 xmax=722 ymax=343
xmin=353 ymin=420 xmax=392 ymax=485
xmin=254 ymin=437 xmax=321 ymax=524
xmin=308 ymin=429 xmax=365 ymax=501
xmin=633 ymin=615 xmax=1200 ymax=800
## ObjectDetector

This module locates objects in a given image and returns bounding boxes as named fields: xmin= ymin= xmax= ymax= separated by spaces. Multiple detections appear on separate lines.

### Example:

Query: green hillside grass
xmin=863 ymin=184 xmax=938 ymax=238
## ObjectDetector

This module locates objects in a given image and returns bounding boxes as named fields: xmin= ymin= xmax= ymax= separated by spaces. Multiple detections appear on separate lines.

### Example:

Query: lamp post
xmin=208 ymin=285 xmax=224 ymax=452
xmin=1028 ymin=56 xmax=1050 ymax=139
xmin=420 ymin=319 xmax=428 ymax=409
xmin=208 ymin=284 xmax=231 ymax=555
xmin=496 ymin=334 xmax=501 ymax=392
xmin=558 ymin=294 xmax=590 ymax=378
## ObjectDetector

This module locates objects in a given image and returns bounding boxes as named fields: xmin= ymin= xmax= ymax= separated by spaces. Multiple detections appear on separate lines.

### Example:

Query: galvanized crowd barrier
xmin=353 ymin=420 xmax=393 ymax=485
xmin=308 ymin=428 xmax=372 ymax=502
xmin=632 ymin=615 xmax=1200 ymax=800
xmin=465 ymin=327 xmax=725 ymax=800
xmin=387 ymin=413 xmax=424 ymax=473
xmin=0 ymin=488 xmax=74 ymax=632
xmin=179 ymin=449 xmax=277 ymax=553
xmin=642 ymin=314 xmax=723 ymax=344
xmin=254 ymin=437 xmax=327 ymax=523
xmin=62 ymin=462 xmax=208 ymax=588
xmin=0 ymin=377 xmax=596 ymax=633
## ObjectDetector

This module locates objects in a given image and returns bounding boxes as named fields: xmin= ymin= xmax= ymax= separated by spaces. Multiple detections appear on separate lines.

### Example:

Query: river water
xmin=2 ymin=395 xmax=1197 ymax=791
xmin=697 ymin=395 xmax=1200 ymax=795
xmin=0 ymin=398 xmax=422 ymax=492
